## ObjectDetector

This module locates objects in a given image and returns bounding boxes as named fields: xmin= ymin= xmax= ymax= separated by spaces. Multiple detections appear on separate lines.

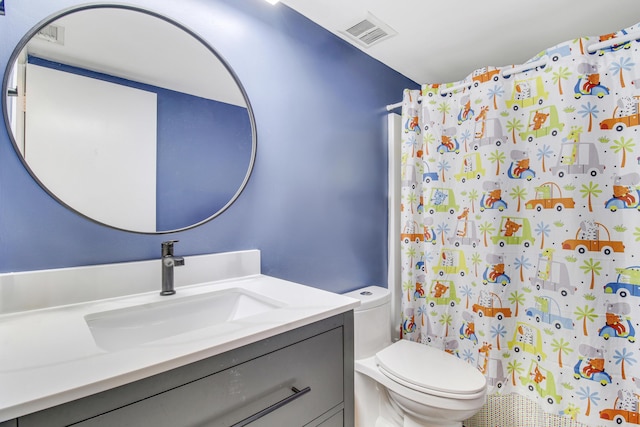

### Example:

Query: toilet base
xmin=402 ymin=414 xmax=462 ymax=427
xmin=356 ymin=369 xmax=467 ymax=427
xmin=373 ymin=413 xmax=462 ymax=427
xmin=390 ymin=388 xmax=467 ymax=427
xmin=355 ymin=357 xmax=485 ymax=427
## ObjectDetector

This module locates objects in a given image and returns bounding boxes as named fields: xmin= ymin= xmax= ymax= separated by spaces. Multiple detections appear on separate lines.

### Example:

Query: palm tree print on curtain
xmin=400 ymin=22 xmax=640 ymax=426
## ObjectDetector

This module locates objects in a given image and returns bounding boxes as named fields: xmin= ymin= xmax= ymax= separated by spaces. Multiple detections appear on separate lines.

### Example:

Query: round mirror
xmin=2 ymin=5 xmax=256 ymax=233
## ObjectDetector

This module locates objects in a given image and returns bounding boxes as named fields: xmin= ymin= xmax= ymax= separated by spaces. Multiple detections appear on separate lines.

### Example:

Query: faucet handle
xmin=161 ymin=240 xmax=179 ymax=256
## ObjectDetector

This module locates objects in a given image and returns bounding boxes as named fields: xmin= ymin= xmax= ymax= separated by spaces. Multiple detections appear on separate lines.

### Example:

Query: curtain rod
xmin=385 ymin=29 xmax=640 ymax=112
xmin=385 ymin=100 xmax=406 ymax=111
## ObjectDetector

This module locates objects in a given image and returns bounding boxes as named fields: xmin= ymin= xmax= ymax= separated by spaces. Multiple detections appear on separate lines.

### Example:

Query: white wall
xmin=25 ymin=63 xmax=157 ymax=231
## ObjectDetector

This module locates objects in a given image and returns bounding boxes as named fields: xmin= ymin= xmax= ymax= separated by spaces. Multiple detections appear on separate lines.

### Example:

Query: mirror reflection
xmin=3 ymin=5 xmax=256 ymax=233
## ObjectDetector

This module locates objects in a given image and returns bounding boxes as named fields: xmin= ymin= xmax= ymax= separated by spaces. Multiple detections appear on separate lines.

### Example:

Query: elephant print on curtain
xmin=400 ymin=22 xmax=640 ymax=426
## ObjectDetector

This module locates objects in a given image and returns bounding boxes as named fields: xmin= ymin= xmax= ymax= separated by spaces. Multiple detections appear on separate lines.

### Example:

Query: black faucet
xmin=161 ymin=240 xmax=185 ymax=296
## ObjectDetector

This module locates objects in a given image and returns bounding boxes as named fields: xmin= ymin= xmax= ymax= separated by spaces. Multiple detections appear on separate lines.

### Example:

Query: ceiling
xmin=280 ymin=0 xmax=640 ymax=84
xmin=23 ymin=7 xmax=245 ymax=106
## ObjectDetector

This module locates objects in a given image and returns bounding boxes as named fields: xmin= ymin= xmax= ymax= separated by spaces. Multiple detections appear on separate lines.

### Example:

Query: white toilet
xmin=345 ymin=286 xmax=487 ymax=427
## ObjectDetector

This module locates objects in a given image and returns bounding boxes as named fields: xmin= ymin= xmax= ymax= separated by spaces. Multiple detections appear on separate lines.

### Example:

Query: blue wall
xmin=156 ymin=88 xmax=252 ymax=231
xmin=0 ymin=0 xmax=417 ymax=294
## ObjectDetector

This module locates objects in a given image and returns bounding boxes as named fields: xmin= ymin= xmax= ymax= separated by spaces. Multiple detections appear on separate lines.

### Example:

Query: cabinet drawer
xmin=314 ymin=410 xmax=343 ymax=427
xmin=75 ymin=327 xmax=344 ymax=427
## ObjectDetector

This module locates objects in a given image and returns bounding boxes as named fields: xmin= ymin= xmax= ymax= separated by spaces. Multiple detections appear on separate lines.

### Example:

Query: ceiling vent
xmin=35 ymin=24 xmax=65 ymax=45
xmin=341 ymin=13 xmax=396 ymax=48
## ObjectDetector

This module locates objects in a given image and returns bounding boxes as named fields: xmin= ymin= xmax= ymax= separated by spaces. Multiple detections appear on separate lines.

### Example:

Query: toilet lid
xmin=375 ymin=340 xmax=486 ymax=396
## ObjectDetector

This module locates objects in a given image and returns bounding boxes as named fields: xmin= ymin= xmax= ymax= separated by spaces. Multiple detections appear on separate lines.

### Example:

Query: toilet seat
xmin=375 ymin=340 xmax=486 ymax=399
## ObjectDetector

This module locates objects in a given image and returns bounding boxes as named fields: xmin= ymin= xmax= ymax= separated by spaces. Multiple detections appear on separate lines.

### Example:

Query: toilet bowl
xmin=344 ymin=286 xmax=487 ymax=427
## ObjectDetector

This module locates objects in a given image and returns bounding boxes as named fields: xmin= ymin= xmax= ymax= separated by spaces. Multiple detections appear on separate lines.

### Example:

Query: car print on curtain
xmin=400 ymin=22 xmax=640 ymax=427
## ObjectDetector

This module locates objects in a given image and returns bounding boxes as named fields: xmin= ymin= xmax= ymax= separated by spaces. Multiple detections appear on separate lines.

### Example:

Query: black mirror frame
xmin=1 ymin=3 xmax=257 ymax=234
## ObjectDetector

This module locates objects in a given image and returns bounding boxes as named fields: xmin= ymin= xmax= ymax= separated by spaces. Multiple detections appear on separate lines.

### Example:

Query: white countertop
xmin=0 ymin=256 xmax=359 ymax=421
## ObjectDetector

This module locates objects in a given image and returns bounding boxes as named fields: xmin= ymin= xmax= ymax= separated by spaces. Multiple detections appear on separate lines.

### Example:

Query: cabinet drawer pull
xmin=231 ymin=386 xmax=311 ymax=427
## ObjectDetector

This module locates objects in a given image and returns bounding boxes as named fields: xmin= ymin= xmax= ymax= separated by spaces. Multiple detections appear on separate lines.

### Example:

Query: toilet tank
xmin=344 ymin=286 xmax=392 ymax=359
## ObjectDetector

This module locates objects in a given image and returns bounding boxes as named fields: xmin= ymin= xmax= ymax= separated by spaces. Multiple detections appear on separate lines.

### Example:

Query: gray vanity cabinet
xmin=15 ymin=312 xmax=354 ymax=427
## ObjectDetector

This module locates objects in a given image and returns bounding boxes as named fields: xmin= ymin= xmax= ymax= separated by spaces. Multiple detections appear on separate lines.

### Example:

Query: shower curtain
xmin=400 ymin=22 xmax=640 ymax=426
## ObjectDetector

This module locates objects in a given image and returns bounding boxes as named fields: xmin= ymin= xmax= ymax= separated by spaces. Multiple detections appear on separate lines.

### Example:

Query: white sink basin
xmin=85 ymin=288 xmax=284 ymax=351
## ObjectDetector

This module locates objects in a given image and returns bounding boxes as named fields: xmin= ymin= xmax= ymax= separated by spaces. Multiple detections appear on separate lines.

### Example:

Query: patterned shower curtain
xmin=400 ymin=23 xmax=640 ymax=426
